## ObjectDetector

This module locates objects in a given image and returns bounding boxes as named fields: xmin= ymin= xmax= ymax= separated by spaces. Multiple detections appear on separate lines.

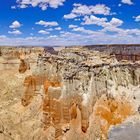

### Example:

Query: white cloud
xmin=73 ymin=3 xmax=111 ymax=15
xmin=1 ymin=29 xmax=140 ymax=46
xmin=55 ymin=27 xmax=62 ymax=30
xmin=35 ymin=20 xmax=58 ymax=27
xmin=64 ymin=13 xmax=77 ymax=19
xmin=82 ymin=15 xmax=123 ymax=28
xmin=9 ymin=21 xmax=22 ymax=28
xmin=64 ymin=3 xmax=111 ymax=19
xmin=135 ymin=15 xmax=140 ymax=22
xmin=82 ymin=15 xmax=107 ymax=26
xmin=69 ymin=25 xmax=78 ymax=28
xmin=102 ymin=25 xmax=140 ymax=37
xmin=72 ymin=27 xmax=85 ymax=32
xmin=126 ymin=29 xmax=140 ymax=36
xmin=121 ymin=0 xmax=133 ymax=5
xmin=101 ymin=18 xmax=124 ymax=34
xmin=102 ymin=26 xmax=123 ymax=33
xmin=46 ymin=28 xmax=53 ymax=31
xmin=8 ymin=30 xmax=22 ymax=35
xmin=72 ymin=27 xmax=96 ymax=34
xmin=72 ymin=4 xmax=93 ymax=15
xmin=16 ymin=0 xmax=66 ymax=10
xmin=90 ymin=4 xmax=111 ymax=15
xmin=38 ymin=30 xmax=50 ymax=34
xmin=50 ymin=35 xmax=58 ymax=38
xmin=109 ymin=18 xmax=123 ymax=27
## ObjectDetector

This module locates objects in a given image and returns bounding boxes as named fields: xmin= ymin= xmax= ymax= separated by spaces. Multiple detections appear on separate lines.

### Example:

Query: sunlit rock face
xmin=0 ymin=46 xmax=140 ymax=140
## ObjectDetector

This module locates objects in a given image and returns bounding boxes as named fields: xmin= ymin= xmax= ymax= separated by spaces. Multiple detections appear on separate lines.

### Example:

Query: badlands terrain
xmin=0 ymin=45 xmax=140 ymax=140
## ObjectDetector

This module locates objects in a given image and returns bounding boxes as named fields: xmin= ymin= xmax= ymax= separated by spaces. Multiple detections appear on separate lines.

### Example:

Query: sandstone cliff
xmin=0 ymin=46 xmax=140 ymax=140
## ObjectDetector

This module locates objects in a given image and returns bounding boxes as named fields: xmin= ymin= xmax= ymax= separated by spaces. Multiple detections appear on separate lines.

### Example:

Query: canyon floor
xmin=0 ymin=46 xmax=140 ymax=140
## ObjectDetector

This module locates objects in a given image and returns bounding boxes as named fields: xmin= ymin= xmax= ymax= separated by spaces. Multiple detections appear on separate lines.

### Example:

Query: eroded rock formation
xmin=1 ymin=46 xmax=140 ymax=140
xmin=19 ymin=59 xmax=30 ymax=73
xmin=84 ymin=44 xmax=140 ymax=61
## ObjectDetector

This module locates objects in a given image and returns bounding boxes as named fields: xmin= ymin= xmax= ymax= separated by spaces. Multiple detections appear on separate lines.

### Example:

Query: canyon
xmin=0 ymin=45 xmax=140 ymax=140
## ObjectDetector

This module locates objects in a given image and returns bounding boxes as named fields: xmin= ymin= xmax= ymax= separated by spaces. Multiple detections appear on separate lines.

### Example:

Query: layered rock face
xmin=84 ymin=44 xmax=140 ymax=61
xmin=0 ymin=46 xmax=140 ymax=140
xmin=35 ymin=47 xmax=140 ymax=139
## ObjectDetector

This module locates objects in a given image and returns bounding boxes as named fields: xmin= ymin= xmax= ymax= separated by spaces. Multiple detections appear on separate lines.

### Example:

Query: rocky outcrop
xmin=84 ymin=44 xmax=140 ymax=61
xmin=20 ymin=47 xmax=140 ymax=139
xmin=44 ymin=47 xmax=58 ymax=55
xmin=1 ymin=46 xmax=140 ymax=140
xmin=19 ymin=59 xmax=30 ymax=73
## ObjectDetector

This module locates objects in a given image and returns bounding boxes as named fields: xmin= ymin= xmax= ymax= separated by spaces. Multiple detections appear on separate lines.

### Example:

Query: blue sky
xmin=0 ymin=0 xmax=140 ymax=46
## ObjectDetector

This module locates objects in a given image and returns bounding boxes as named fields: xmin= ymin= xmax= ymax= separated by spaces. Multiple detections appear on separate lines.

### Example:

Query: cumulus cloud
xmin=38 ymin=30 xmax=50 ymax=34
xmin=16 ymin=0 xmax=66 ymax=10
xmin=55 ymin=27 xmax=62 ymax=30
xmin=36 ymin=20 xmax=58 ymax=27
xmin=64 ymin=3 xmax=111 ymax=19
xmin=134 ymin=15 xmax=140 ymax=22
xmin=82 ymin=15 xmax=123 ymax=28
xmin=73 ymin=3 xmax=111 ymax=15
xmin=109 ymin=18 xmax=123 ymax=27
xmin=3 ymin=1 xmax=140 ymax=46
xmin=69 ymin=15 xmax=137 ymax=37
xmin=1 ymin=30 xmax=140 ymax=46
xmin=8 ymin=30 xmax=22 ymax=35
xmin=69 ymin=24 xmax=78 ymax=28
xmin=64 ymin=13 xmax=77 ymax=19
xmin=121 ymin=0 xmax=133 ymax=5
xmin=82 ymin=15 xmax=107 ymax=26
xmin=9 ymin=21 xmax=22 ymax=28
xmin=72 ymin=27 xmax=97 ymax=35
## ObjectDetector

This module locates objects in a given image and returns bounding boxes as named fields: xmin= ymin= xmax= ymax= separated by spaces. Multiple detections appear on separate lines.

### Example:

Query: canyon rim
xmin=1 ymin=0 xmax=140 ymax=139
